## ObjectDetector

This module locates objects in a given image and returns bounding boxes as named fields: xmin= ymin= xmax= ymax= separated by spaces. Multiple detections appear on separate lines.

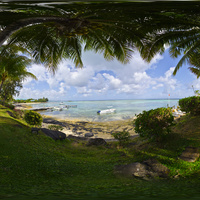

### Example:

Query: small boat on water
xmin=97 ymin=108 xmax=116 ymax=114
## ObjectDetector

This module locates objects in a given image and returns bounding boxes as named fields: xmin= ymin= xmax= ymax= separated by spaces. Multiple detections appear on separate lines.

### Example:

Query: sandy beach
xmin=14 ymin=102 xmax=137 ymax=140
xmin=41 ymin=116 xmax=137 ymax=140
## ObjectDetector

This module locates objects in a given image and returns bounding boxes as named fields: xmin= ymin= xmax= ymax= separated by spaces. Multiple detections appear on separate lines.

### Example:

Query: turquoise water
xmin=31 ymin=99 xmax=179 ymax=122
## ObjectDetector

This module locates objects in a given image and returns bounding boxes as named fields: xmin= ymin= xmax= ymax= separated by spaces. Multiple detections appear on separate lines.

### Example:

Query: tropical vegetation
xmin=0 ymin=45 xmax=37 ymax=104
xmin=179 ymin=96 xmax=200 ymax=116
xmin=24 ymin=110 xmax=43 ymax=127
xmin=1 ymin=2 xmax=200 ymax=199
xmin=134 ymin=107 xmax=174 ymax=141
xmin=14 ymin=97 xmax=49 ymax=103
xmin=1 ymin=104 xmax=200 ymax=199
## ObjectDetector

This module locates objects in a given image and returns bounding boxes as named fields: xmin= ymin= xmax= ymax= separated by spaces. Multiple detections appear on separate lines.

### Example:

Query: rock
xmin=114 ymin=158 xmax=170 ymax=179
xmin=114 ymin=162 xmax=149 ymax=178
xmin=87 ymin=138 xmax=107 ymax=146
xmin=179 ymin=147 xmax=200 ymax=162
xmin=31 ymin=127 xmax=40 ymax=134
xmin=43 ymin=118 xmax=66 ymax=127
xmin=67 ymin=135 xmax=88 ymax=141
xmin=41 ymin=128 xmax=66 ymax=140
xmin=85 ymin=132 xmax=94 ymax=137
xmin=143 ymin=159 xmax=170 ymax=178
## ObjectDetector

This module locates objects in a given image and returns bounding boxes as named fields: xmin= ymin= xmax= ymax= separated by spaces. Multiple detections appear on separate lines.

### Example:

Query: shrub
xmin=48 ymin=125 xmax=64 ymax=131
xmin=179 ymin=96 xmax=200 ymax=115
xmin=112 ymin=131 xmax=130 ymax=146
xmin=13 ymin=109 xmax=25 ymax=119
xmin=134 ymin=107 xmax=174 ymax=141
xmin=24 ymin=110 xmax=43 ymax=127
xmin=0 ymin=101 xmax=15 ymax=110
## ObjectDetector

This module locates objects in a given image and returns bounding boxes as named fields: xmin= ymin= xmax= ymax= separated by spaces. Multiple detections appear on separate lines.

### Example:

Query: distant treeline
xmin=14 ymin=97 xmax=48 ymax=103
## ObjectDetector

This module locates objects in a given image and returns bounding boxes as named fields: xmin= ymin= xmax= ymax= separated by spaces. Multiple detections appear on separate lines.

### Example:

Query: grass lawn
xmin=1 ymin=105 xmax=200 ymax=200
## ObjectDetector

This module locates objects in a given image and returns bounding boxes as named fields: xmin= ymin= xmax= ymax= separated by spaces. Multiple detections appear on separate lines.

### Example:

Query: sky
xmin=17 ymin=48 xmax=200 ymax=101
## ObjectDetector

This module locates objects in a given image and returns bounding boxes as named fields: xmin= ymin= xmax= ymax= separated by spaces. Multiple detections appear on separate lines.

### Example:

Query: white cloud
xmin=18 ymin=50 xmax=192 ymax=100
xmin=156 ymin=67 xmax=177 ymax=94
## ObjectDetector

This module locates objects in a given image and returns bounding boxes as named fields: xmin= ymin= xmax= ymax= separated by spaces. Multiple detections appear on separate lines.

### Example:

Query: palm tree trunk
xmin=0 ymin=80 xmax=4 ymax=93
xmin=3 ymin=92 xmax=7 ymax=104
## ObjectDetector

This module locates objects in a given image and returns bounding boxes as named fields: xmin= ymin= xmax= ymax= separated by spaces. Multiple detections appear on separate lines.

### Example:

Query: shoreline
xmin=13 ymin=102 xmax=42 ymax=110
xmin=41 ymin=114 xmax=137 ymax=140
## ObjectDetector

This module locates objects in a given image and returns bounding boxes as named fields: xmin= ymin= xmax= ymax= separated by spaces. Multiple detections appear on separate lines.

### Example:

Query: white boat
xmin=54 ymin=107 xmax=63 ymax=111
xmin=172 ymin=109 xmax=186 ymax=117
xmin=97 ymin=109 xmax=116 ymax=114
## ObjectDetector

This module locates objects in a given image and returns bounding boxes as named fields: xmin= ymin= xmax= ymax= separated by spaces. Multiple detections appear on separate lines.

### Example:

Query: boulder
xmin=67 ymin=135 xmax=88 ymax=141
xmin=87 ymin=138 xmax=107 ymax=146
xmin=143 ymin=159 xmax=170 ymax=178
xmin=43 ymin=118 xmax=66 ymax=127
xmin=31 ymin=127 xmax=40 ymax=134
xmin=114 ymin=162 xmax=149 ymax=178
xmin=114 ymin=158 xmax=170 ymax=179
xmin=179 ymin=147 xmax=200 ymax=162
xmin=85 ymin=132 xmax=94 ymax=137
xmin=41 ymin=128 xmax=66 ymax=140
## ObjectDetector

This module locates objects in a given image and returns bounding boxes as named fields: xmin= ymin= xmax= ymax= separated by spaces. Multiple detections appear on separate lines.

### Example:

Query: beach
xmin=41 ymin=116 xmax=137 ymax=140
xmin=14 ymin=102 xmax=137 ymax=139
xmin=14 ymin=99 xmax=180 ymax=139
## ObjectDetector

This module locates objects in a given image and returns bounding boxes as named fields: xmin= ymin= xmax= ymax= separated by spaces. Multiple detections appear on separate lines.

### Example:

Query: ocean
xmin=30 ymin=99 xmax=179 ymax=122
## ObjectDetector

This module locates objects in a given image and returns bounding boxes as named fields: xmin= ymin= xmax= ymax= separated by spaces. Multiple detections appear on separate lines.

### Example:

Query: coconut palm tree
xmin=187 ymin=50 xmax=200 ymax=78
xmin=139 ymin=2 xmax=200 ymax=76
xmin=0 ymin=2 xmax=145 ymax=73
xmin=0 ymin=45 xmax=37 ymax=94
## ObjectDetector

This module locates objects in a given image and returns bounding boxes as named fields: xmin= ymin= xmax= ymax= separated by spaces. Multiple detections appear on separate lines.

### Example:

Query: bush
xmin=179 ymin=96 xmax=200 ymax=115
xmin=112 ymin=131 xmax=130 ymax=146
xmin=134 ymin=107 xmax=174 ymax=141
xmin=13 ymin=109 xmax=25 ymax=119
xmin=24 ymin=110 xmax=43 ymax=127
xmin=0 ymin=101 xmax=15 ymax=110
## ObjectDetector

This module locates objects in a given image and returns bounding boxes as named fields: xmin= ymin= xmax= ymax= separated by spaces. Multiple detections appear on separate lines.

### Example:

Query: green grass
xmin=1 ymin=106 xmax=200 ymax=199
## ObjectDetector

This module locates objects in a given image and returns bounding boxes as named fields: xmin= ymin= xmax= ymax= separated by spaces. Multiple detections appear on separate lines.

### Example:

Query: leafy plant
xmin=134 ymin=107 xmax=174 ymax=141
xmin=13 ymin=109 xmax=25 ymax=119
xmin=0 ymin=101 xmax=15 ymax=109
xmin=179 ymin=96 xmax=200 ymax=116
xmin=24 ymin=110 xmax=43 ymax=127
xmin=48 ymin=125 xmax=64 ymax=131
xmin=112 ymin=131 xmax=130 ymax=146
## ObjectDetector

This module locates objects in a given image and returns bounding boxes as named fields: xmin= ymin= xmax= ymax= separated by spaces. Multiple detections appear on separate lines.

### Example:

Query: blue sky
xmin=17 ymin=48 xmax=199 ymax=101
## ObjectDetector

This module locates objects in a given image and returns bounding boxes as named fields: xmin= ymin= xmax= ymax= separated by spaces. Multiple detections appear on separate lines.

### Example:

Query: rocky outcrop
xmin=43 ymin=118 xmax=66 ymax=127
xmin=85 ymin=132 xmax=94 ymax=137
xmin=87 ymin=138 xmax=107 ymax=146
xmin=67 ymin=135 xmax=88 ymax=141
xmin=179 ymin=147 xmax=200 ymax=162
xmin=114 ymin=158 xmax=170 ymax=179
xmin=41 ymin=128 xmax=66 ymax=140
xmin=31 ymin=127 xmax=40 ymax=134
